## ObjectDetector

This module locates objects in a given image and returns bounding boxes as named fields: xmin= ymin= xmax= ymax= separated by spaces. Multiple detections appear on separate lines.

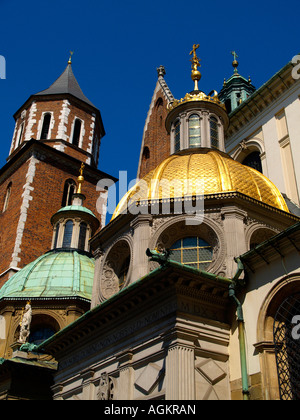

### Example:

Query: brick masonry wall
xmin=138 ymin=89 xmax=170 ymax=179
xmin=0 ymin=160 xmax=30 ymax=281
xmin=0 ymin=154 xmax=104 ymax=289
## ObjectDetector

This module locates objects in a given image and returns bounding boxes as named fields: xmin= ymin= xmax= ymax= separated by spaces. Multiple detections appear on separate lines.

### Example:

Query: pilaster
xmin=130 ymin=215 xmax=152 ymax=283
xmin=165 ymin=330 xmax=197 ymax=400
xmin=221 ymin=206 xmax=247 ymax=277
xmin=116 ymin=350 xmax=134 ymax=400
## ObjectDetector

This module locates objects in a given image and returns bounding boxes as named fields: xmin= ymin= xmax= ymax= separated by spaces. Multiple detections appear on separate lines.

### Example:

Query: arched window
xmin=62 ymin=220 xmax=74 ymax=248
xmin=78 ymin=222 xmax=87 ymax=251
xmin=2 ymin=183 xmax=12 ymax=213
xmin=29 ymin=326 xmax=56 ymax=346
xmin=72 ymin=119 xmax=82 ymax=147
xmin=242 ymin=151 xmax=263 ymax=173
xmin=40 ymin=113 xmax=51 ymax=139
xmin=210 ymin=116 xmax=219 ymax=149
xmin=53 ymin=224 xmax=60 ymax=249
xmin=142 ymin=146 xmax=150 ymax=161
xmin=28 ymin=315 xmax=59 ymax=346
xmin=62 ymin=179 xmax=76 ymax=207
xmin=155 ymin=97 xmax=163 ymax=109
xmin=170 ymin=237 xmax=213 ymax=270
xmin=188 ymin=114 xmax=201 ymax=148
xmin=16 ymin=122 xmax=24 ymax=149
xmin=174 ymin=119 xmax=180 ymax=152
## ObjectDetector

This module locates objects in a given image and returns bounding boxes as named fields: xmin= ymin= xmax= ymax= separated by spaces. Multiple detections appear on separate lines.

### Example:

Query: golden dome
xmin=112 ymin=149 xmax=288 ymax=219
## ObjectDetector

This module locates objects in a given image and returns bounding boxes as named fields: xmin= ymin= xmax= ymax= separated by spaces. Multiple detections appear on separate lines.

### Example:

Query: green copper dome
xmin=56 ymin=205 xmax=97 ymax=218
xmin=0 ymin=251 xmax=95 ymax=301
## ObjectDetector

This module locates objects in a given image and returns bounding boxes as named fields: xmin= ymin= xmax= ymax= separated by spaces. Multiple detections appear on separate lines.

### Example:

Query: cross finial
xmin=68 ymin=51 xmax=74 ymax=65
xmin=231 ymin=51 xmax=238 ymax=61
xmin=231 ymin=51 xmax=239 ymax=73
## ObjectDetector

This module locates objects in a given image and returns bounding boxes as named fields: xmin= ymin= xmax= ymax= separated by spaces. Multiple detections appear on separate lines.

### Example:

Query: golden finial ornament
xmin=68 ymin=51 xmax=74 ymax=65
xmin=190 ymin=44 xmax=201 ymax=90
xmin=77 ymin=162 xmax=85 ymax=194
xmin=166 ymin=44 xmax=225 ymax=112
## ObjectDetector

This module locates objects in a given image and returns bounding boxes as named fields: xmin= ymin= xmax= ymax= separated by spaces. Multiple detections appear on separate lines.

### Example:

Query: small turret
xmin=51 ymin=163 xmax=100 ymax=253
xmin=165 ymin=44 xmax=229 ymax=153
xmin=219 ymin=51 xmax=256 ymax=113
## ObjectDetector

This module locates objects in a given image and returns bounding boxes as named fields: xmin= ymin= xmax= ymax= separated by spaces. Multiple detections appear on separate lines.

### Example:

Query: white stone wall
xmin=226 ymin=81 xmax=300 ymax=205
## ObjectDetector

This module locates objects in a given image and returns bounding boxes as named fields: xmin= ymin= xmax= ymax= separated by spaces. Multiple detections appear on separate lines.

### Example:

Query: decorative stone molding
xmin=99 ymin=237 xmax=133 ymax=302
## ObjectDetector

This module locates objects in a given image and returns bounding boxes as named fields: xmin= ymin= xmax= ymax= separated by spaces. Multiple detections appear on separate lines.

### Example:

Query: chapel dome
xmin=0 ymin=250 xmax=95 ymax=301
xmin=112 ymin=148 xmax=289 ymax=219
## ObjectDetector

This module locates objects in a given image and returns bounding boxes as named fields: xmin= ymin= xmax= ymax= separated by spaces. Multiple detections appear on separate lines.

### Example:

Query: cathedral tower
xmin=0 ymin=58 xmax=116 ymax=287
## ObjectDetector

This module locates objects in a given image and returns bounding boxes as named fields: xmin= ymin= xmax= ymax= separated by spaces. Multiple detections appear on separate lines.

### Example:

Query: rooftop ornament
xmin=167 ymin=44 xmax=226 ymax=112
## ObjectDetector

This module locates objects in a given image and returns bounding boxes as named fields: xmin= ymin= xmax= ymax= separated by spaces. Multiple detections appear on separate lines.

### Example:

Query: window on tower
xmin=62 ymin=179 xmax=76 ymax=207
xmin=174 ymin=119 xmax=180 ymax=152
xmin=15 ymin=122 xmax=24 ymax=149
xmin=78 ymin=222 xmax=87 ymax=251
xmin=72 ymin=119 xmax=82 ymax=147
xmin=40 ymin=113 xmax=51 ymax=139
xmin=142 ymin=146 xmax=150 ymax=160
xmin=62 ymin=220 xmax=74 ymax=248
xmin=188 ymin=114 xmax=201 ymax=148
xmin=210 ymin=116 xmax=219 ymax=149
xmin=2 ymin=182 xmax=12 ymax=213
xmin=53 ymin=224 xmax=60 ymax=249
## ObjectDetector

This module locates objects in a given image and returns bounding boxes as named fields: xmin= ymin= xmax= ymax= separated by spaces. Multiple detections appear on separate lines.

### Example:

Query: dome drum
xmin=166 ymin=94 xmax=229 ymax=135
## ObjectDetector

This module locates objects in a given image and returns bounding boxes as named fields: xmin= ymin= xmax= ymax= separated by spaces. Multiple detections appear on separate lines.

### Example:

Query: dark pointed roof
xmin=35 ymin=63 xmax=96 ymax=108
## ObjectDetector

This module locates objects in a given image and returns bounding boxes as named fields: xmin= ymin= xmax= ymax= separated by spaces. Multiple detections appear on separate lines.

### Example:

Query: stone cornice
xmin=37 ymin=263 xmax=231 ymax=360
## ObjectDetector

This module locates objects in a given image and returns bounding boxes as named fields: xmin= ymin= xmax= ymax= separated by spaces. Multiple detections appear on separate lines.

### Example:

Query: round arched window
xmin=242 ymin=151 xmax=263 ymax=173
xmin=170 ymin=237 xmax=213 ymax=270
xmin=29 ymin=327 xmax=56 ymax=346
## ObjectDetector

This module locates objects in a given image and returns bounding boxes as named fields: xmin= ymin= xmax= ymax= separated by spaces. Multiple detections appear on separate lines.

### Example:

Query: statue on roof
xmin=18 ymin=301 xmax=32 ymax=344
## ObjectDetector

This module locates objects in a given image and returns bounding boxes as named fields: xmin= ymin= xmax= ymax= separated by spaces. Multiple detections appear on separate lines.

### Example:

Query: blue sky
xmin=0 ymin=0 xmax=300 ymax=189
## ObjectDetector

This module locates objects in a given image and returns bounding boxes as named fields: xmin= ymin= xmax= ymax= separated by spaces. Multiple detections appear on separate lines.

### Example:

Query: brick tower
xmin=0 ymin=57 xmax=116 ymax=287
xmin=137 ymin=66 xmax=174 ymax=179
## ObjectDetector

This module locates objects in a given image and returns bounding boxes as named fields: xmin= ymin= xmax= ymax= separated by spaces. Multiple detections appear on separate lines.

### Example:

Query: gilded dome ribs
xmin=112 ymin=149 xmax=289 ymax=220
